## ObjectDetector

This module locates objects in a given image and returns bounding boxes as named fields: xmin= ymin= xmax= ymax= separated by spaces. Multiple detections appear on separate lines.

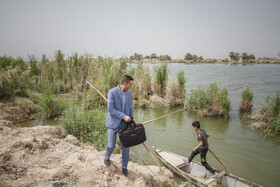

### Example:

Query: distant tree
xmin=151 ymin=53 xmax=158 ymax=59
xmin=198 ymin=56 xmax=204 ymax=61
xmin=144 ymin=55 xmax=150 ymax=59
xmin=229 ymin=51 xmax=235 ymax=61
xmin=248 ymin=54 xmax=255 ymax=60
xmin=241 ymin=52 xmax=255 ymax=61
xmin=234 ymin=52 xmax=240 ymax=61
xmin=129 ymin=53 xmax=143 ymax=61
xmin=184 ymin=53 xmax=193 ymax=60
xmin=159 ymin=55 xmax=172 ymax=61
xmin=229 ymin=51 xmax=240 ymax=61
xmin=241 ymin=52 xmax=248 ymax=61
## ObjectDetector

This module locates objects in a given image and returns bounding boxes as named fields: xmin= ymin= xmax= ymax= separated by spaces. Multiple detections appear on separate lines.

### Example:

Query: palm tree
xmin=241 ymin=52 xmax=248 ymax=61
xmin=229 ymin=51 xmax=235 ymax=61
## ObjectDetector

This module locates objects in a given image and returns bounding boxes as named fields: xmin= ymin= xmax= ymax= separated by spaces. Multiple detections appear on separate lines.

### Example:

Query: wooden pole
xmin=142 ymin=107 xmax=187 ymax=125
xmin=191 ymin=132 xmax=232 ymax=174
xmin=142 ymin=143 xmax=174 ymax=186
xmin=86 ymin=81 xmax=108 ymax=102
xmin=86 ymin=81 xmax=174 ymax=187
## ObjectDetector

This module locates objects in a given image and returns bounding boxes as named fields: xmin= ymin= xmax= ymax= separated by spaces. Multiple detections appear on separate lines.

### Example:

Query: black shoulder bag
xmin=118 ymin=119 xmax=146 ymax=148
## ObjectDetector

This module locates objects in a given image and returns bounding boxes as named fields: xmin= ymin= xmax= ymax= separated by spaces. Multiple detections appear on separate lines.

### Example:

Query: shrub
xmin=154 ymin=63 xmax=168 ymax=96
xmin=259 ymin=92 xmax=280 ymax=117
xmin=61 ymin=104 xmax=107 ymax=150
xmin=177 ymin=71 xmax=186 ymax=88
xmin=240 ymin=87 xmax=253 ymax=112
xmin=1 ymin=67 xmax=30 ymax=98
xmin=40 ymin=88 xmax=67 ymax=119
xmin=129 ymin=63 xmax=152 ymax=100
xmin=267 ymin=115 xmax=280 ymax=135
xmin=188 ymin=82 xmax=230 ymax=117
xmin=168 ymin=70 xmax=186 ymax=105
xmin=253 ymin=92 xmax=280 ymax=136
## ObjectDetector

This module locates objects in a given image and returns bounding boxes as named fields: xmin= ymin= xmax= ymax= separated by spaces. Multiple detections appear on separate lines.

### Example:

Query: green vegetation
xmin=129 ymin=53 xmax=171 ymax=62
xmin=229 ymin=51 xmax=256 ymax=63
xmin=0 ymin=51 xmax=190 ymax=149
xmin=40 ymin=88 xmax=67 ymax=119
xmin=130 ymin=53 xmax=144 ymax=61
xmin=60 ymin=103 xmax=107 ymax=150
xmin=153 ymin=63 xmax=168 ymax=96
xmin=0 ymin=56 xmax=30 ymax=98
xmin=187 ymin=82 xmax=230 ymax=117
xmin=240 ymin=87 xmax=253 ymax=112
xmin=128 ymin=63 xmax=152 ymax=105
xmin=184 ymin=53 xmax=203 ymax=62
xmin=177 ymin=70 xmax=186 ymax=89
xmin=124 ymin=51 xmax=279 ymax=64
xmin=255 ymin=92 xmax=280 ymax=136
xmin=169 ymin=71 xmax=186 ymax=106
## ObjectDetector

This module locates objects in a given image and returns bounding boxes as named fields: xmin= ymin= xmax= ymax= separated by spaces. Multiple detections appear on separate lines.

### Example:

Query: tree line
xmin=128 ymin=51 xmax=279 ymax=63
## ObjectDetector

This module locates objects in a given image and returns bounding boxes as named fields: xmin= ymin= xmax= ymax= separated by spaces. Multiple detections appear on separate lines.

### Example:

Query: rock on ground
xmin=0 ymin=120 xmax=180 ymax=187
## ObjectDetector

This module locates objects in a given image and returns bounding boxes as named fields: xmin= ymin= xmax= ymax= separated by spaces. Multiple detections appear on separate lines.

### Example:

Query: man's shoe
xmin=104 ymin=159 xmax=110 ymax=167
xmin=182 ymin=158 xmax=190 ymax=165
xmin=122 ymin=168 xmax=128 ymax=176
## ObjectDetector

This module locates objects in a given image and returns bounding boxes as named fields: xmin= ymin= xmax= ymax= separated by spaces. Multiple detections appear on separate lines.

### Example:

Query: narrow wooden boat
xmin=152 ymin=146 xmax=262 ymax=187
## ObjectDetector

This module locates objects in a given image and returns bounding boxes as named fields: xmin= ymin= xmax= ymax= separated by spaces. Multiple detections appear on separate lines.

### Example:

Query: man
xmin=183 ymin=121 xmax=218 ymax=177
xmin=104 ymin=75 xmax=134 ymax=176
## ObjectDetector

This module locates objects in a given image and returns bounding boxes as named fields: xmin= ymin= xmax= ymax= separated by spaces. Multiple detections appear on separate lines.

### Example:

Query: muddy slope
xmin=0 ymin=120 xmax=178 ymax=187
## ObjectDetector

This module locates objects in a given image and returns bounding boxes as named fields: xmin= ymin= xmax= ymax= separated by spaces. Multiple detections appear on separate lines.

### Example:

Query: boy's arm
xmin=206 ymin=132 xmax=210 ymax=138
xmin=193 ymin=140 xmax=203 ymax=152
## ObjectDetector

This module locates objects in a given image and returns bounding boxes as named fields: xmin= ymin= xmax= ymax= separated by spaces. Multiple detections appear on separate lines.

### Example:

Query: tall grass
xmin=60 ymin=103 xmax=107 ymax=150
xmin=40 ymin=88 xmax=67 ymax=119
xmin=153 ymin=63 xmax=168 ymax=96
xmin=177 ymin=70 xmax=186 ymax=89
xmin=168 ymin=71 xmax=186 ymax=106
xmin=1 ymin=67 xmax=30 ymax=98
xmin=188 ymin=82 xmax=230 ymax=117
xmin=240 ymin=87 xmax=253 ymax=112
xmin=129 ymin=63 xmax=152 ymax=100
xmin=253 ymin=92 xmax=280 ymax=136
xmin=259 ymin=92 xmax=280 ymax=117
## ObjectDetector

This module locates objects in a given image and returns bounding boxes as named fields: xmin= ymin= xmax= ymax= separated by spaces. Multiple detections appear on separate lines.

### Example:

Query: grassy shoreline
xmin=1 ymin=51 xmax=279 ymax=150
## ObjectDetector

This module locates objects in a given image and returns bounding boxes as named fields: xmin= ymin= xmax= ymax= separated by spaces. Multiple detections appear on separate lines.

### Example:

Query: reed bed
xmin=187 ymin=82 xmax=231 ymax=117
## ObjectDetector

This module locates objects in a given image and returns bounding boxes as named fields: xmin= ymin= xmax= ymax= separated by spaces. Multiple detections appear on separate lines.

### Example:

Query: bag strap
xmin=131 ymin=119 xmax=137 ymax=126
xmin=119 ymin=118 xmax=134 ymax=133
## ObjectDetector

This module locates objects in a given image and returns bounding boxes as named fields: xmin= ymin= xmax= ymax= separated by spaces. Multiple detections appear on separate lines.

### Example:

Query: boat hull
xmin=152 ymin=146 xmax=261 ymax=187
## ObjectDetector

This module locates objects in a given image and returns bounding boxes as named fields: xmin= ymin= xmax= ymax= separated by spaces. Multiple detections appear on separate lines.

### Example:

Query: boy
xmin=184 ymin=121 xmax=218 ymax=177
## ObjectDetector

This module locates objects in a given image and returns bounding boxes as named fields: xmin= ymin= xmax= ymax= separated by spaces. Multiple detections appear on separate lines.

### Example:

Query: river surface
xmin=18 ymin=64 xmax=280 ymax=187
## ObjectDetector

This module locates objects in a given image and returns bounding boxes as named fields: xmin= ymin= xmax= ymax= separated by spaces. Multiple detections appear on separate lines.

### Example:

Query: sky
xmin=0 ymin=0 xmax=280 ymax=60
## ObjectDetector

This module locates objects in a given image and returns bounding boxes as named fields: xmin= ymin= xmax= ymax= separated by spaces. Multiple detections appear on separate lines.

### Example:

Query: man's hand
xmin=192 ymin=147 xmax=197 ymax=152
xmin=124 ymin=116 xmax=131 ymax=122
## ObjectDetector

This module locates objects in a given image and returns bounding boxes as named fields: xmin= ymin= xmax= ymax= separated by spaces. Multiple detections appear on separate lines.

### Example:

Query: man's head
xmin=192 ymin=121 xmax=200 ymax=131
xmin=121 ymin=75 xmax=134 ymax=91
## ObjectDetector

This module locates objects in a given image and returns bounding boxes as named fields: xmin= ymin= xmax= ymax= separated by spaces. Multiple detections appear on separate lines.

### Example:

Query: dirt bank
xmin=0 ymin=120 xmax=182 ymax=187
xmin=0 ymin=103 xmax=36 ymax=124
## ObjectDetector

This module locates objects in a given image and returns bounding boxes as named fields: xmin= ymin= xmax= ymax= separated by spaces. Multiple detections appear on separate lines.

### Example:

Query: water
xmin=18 ymin=64 xmax=280 ymax=187
xmin=130 ymin=63 xmax=280 ymax=187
